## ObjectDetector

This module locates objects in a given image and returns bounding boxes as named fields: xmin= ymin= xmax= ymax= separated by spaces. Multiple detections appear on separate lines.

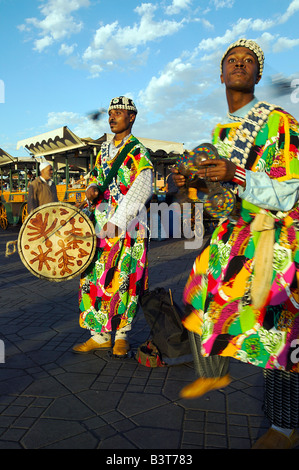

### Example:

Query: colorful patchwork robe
xmin=184 ymin=104 xmax=299 ymax=371
xmin=79 ymin=136 xmax=153 ymax=333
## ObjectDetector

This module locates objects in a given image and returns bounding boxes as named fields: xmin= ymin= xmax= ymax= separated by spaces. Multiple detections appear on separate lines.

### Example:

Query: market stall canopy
xmin=16 ymin=126 xmax=91 ymax=157
xmin=16 ymin=127 xmax=184 ymax=159
xmin=0 ymin=148 xmax=15 ymax=166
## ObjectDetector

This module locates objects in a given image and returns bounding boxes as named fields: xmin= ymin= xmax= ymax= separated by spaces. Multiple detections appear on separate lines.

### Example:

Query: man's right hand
xmin=171 ymin=168 xmax=186 ymax=188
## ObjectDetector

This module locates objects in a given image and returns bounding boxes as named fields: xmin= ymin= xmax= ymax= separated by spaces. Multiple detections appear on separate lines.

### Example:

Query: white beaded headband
xmin=220 ymin=38 xmax=264 ymax=76
xmin=108 ymin=96 xmax=138 ymax=114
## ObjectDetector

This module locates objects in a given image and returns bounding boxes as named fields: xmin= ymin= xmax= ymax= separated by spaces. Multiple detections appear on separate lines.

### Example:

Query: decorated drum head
xmin=176 ymin=143 xmax=220 ymax=181
xmin=203 ymin=188 xmax=236 ymax=218
xmin=18 ymin=202 xmax=96 ymax=282
xmin=176 ymin=143 xmax=236 ymax=218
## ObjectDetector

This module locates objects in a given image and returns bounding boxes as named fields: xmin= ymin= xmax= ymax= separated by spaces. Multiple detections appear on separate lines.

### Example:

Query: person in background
xmin=174 ymin=38 xmax=299 ymax=449
xmin=27 ymin=161 xmax=58 ymax=213
xmin=165 ymin=171 xmax=179 ymax=205
xmin=73 ymin=96 xmax=153 ymax=358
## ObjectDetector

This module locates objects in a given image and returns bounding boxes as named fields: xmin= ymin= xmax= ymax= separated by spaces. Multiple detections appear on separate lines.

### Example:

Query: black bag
xmin=139 ymin=287 xmax=192 ymax=366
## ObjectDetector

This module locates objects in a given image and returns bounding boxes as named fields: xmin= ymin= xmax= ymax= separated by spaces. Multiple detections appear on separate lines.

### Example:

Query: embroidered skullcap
xmin=108 ymin=96 xmax=138 ymax=114
xmin=39 ymin=161 xmax=52 ymax=172
xmin=220 ymin=38 xmax=264 ymax=76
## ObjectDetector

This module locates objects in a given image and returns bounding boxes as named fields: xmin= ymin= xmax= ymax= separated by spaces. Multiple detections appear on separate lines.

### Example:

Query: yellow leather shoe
xmin=180 ymin=374 xmax=231 ymax=399
xmin=72 ymin=337 xmax=112 ymax=354
xmin=252 ymin=428 xmax=299 ymax=449
xmin=182 ymin=312 xmax=201 ymax=334
xmin=113 ymin=339 xmax=130 ymax=358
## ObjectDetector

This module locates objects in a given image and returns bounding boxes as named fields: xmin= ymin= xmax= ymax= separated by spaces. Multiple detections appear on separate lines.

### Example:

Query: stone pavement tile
xmin=227 ymin=390 xmax=264 ymax=415
xmin=55 ymin=371 xmax=99 ymax=393
xmin=43 ymin=395 xmax=96 ymax=420
xmin=98 ymin=433 xmax=137 ymax=449
xmin=92 ymin=423 xmax=119 ymax=442
xmin=61 ymin=356 xmax=106 ymax=374
xmin=125 ymin=426 xmax=182 ymax=449
xmin=132 ymin=403 xmax=185 ymax=430
xmin=17 ymin=326 xmax=57 ymax=342
xmin=181 ymin=432 xmax=204 ymax=449
xmin=185 ymin=409 xmax=205 ymax=423
xmin=1 ymin=404 xmax=27 ymax=417
xmin=84 ymin=415 xmax=107 ymax=430
xmin=0 ymin=374 xmax=33 ymax=396
xmin=206 ymin=432 xmax=228 ymax=449
xmin=44 ymin=431 xmax=99 ymax=449
xmin=21 ymin=406 xmax=46 ymax=419
xmin=117 ymin=392 xmax=170 ymax=417
xmin=0 ymin=415 xmax=16 ymax=428
xmin=229 ymin=436 xmax=251 ymax=449
xmin=0 ymin=440 xmax=22 ymax=449
xmin=228 ymin=422 xmax=251 ymax=440
xmin=0 ymin=352 xmax=36 ymax=370
xmin=77 ymin=390 xmax=123 ymax=414
xmin=179 ymin=390 xmax=227 ymax=413
xmin=111 ymin=417 xmax=136 ymax=433
xmin=12 ymin=416 xmax=36 ymax=429
xmin=101 ymin=410 xmax=125 ymax=424
xmin=0 ymin=427 xmax=27 ymax=442
xmin=22 ymin=376 xmax=71 ymax=398
xmin=20 ymin=418 xmax=87 ymax=449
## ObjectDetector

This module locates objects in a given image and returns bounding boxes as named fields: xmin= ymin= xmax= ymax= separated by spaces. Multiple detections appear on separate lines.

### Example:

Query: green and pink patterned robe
xmin=79 ymin=136 xmax=153 ymax=333
xmin=184 ymin=105 xmax=299 ymax=372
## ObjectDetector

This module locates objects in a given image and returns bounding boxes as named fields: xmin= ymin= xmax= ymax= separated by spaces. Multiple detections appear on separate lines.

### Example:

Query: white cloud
xmin=46 ymin=111 xmax=107 ymax=139
xmin=279 ymin=0 xmax=299 ymax=23
xmin=165 ymin=0 xmax=192 ymax=15
xmin=82 ymin=3 xmax=184 ymax=74
xmin=273 ymin=37 xmax=299 ymax=53
xmin=19 ymin=0 xmax=90 ymax=52
xmin=211 ymin=0 xmax=235 ymax=9
xmin=138 ymin=54 xmax=216 ymax=116
xmin=195 ymin=1 xmax=299 ymax=57
xmin=59 ymin=43 xmax=77 ymax=56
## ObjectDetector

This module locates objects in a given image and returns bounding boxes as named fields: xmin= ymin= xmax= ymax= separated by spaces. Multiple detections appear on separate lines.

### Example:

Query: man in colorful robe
xmin=73 ymin=96 xmax=153 ymax=358
xmin=175 ymin=39 xmax=299 ymax=448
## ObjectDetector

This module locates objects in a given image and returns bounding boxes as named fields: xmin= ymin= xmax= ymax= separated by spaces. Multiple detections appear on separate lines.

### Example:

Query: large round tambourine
xmin=176 ymin=143 xmax=236 ymax=219
xmin=18 ymin=202 xmax=96 ymax=282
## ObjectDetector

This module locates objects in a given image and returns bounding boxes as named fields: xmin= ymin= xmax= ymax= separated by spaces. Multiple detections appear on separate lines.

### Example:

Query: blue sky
xmin=1 ymin=0 xmax=299 ymax=157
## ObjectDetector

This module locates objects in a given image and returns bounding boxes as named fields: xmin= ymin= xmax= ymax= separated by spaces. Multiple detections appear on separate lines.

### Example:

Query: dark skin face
xmin=108 ymin=108 xmax=136 ymax=141
xmin=172 ymin=46 xmax=261 ymax=188
xmin=221 ymin=46 xmax=261 ymax=113
xmin=85 ymin=107 xmax=136 ymax=238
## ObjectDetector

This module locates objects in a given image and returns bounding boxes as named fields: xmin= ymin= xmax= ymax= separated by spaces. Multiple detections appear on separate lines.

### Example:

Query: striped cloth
xmin=263 ymin=369 xmax=299 ymax=428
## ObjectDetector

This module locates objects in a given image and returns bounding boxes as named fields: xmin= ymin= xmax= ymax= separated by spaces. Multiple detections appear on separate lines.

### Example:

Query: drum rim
xmin=18 ymin=202 xmax=96 ymax=282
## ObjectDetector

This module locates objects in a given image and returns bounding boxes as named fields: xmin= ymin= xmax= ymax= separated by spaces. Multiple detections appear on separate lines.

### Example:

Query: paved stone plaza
xmin=0 ymin=225 xmax=269 ymax=450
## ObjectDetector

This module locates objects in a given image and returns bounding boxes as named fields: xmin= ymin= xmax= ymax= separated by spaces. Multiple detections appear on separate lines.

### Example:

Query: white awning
xmin=16 ymin=126 xmax=88 ymax=157
xmin=16 ymin=127 xmax=184 ymax=160
xmin=104 ymin=133 xmax=183 ymax=154
xmin=0 ymin=148 xmax=15 ymax=166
